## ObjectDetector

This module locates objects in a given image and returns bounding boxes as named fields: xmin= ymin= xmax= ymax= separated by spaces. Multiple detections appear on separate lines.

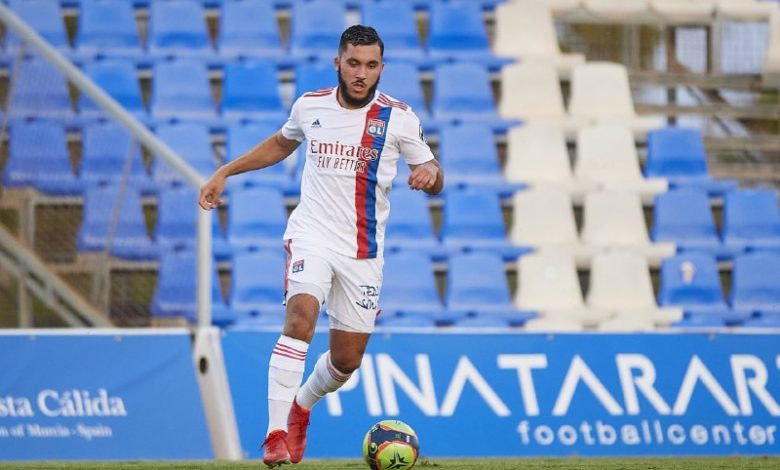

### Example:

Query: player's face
xmin=335 ymin=43 xmax=383 ymax=108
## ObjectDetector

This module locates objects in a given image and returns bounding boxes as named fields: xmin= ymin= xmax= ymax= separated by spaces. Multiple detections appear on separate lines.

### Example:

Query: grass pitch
xmin=0 ymin=458 xmax=779 ymax=470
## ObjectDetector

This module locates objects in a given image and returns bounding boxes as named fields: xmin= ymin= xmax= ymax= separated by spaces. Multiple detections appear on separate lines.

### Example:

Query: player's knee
xmin=329 ymin=352 xmax=362 ymax=375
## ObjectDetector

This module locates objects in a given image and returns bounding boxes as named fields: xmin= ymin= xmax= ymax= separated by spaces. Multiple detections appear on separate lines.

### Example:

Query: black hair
xmin=338 ymin=25 xmax=384 ymax=57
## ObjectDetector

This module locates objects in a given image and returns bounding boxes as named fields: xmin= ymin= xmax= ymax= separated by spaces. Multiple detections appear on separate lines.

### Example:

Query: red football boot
xmin=286 ymin=399 xmax=311 ymax=463
xmin=262 ymin=430 xmax=290 ymax=468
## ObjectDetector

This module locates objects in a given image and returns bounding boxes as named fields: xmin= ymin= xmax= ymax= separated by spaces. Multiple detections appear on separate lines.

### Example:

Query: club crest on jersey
xmin=292 ymin=259 xmax=304 ymax=273
xmin=366 ymin=119 xmax=385 ymax=138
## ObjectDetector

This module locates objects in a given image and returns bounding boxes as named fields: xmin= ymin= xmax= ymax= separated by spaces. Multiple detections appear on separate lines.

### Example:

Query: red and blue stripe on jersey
xmin=355 ymin=103 xmax=393 ymax=259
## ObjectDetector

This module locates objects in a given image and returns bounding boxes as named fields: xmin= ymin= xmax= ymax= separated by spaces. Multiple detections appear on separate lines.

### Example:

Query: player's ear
xmin=333 ymin=56 xmax=340 ymax=71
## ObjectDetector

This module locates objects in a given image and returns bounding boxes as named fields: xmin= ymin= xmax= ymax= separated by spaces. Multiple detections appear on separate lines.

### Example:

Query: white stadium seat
xmin=574 ymin=123 xmax=668 ymax=203
xmin=568 ymin=61 xmax=666 ymax=140
xmin=583 ymin=0 xmax=650 ymax=20
xmin=512 ymin=0 xmax=582 ymax=15
xmin=516 ymin=251 xmax=609 ymax=328
xmin=651 ymin=0 xmax=715 ymax=23
xmin=499 ymin=62 xmax=587 ymax=136
xmin=587 ymin=250 xmax=683 ymax=327
xmin=580 ymin=190 xmax=676 ymax=265
xmin=717 ymin=0 xmax=778 ymax=21
xmin=504 ymin=124 xmax=597 ymax=202
xmin=494 ymin=0 xmax=585 ymax=76
xmin=509 ymin=186 xmax=599 ymax=266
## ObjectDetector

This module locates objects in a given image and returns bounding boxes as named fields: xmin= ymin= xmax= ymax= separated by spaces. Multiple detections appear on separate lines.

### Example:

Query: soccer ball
xmin=362 ymin=420 xmax=419 ymax=470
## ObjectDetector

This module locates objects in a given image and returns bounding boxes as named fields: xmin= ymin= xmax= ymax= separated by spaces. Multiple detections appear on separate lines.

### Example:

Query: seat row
xmin=7 ymin=57 xmax=514 ymax=133
xmin=7 ymin=0 xmax=509 ymax=70
xmin=150 ymin=247 xmax=780 ymax=330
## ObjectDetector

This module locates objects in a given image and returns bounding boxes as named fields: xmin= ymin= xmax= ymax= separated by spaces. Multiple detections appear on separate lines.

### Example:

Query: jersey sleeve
xmin=398 ymin=111 xmax=435 ymax=166
xmin=280 ymin=98 xmax=305 ymax=142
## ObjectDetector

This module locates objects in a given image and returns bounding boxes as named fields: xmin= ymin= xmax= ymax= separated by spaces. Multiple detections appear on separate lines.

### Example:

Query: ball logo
xmin=366 ymin=119 xmax=385 ymax=138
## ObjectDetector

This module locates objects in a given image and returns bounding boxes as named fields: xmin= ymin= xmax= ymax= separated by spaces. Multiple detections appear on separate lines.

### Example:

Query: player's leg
xmin=287 ymin=254 xmax=381 ymax=463
xmin=263 ymin=241 xmax=332 ymax=467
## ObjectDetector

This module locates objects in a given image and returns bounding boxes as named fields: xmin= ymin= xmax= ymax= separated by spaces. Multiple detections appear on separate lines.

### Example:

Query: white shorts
xmin=284 ymin=239 xmax=383 ymax=333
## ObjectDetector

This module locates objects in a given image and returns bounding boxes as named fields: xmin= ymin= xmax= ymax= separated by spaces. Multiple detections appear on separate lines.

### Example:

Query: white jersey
xmin=281 ymin=87 xmax=434 ymax=259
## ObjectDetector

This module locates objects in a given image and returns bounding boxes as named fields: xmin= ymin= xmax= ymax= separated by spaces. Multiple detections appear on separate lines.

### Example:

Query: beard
xmin=337 ymin=67 xmax=380 ymax=108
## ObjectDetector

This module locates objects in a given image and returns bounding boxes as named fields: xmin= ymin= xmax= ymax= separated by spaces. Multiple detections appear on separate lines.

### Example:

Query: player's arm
xmin=408 ymin=158 xmax=444 ymax=195
xmin=198 ymin=131 xmax=300 ymax=210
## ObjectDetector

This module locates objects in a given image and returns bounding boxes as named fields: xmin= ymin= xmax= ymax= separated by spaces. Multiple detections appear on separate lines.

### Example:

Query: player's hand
xmin=408 ymin=161 xmax=439 ymax=191
xmin=198 ymin=174 xmax=226 ymax=211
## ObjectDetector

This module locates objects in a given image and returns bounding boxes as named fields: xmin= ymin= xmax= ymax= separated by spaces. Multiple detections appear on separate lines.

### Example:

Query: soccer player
xmin=198 ymin=25 xmax=443 ymax=467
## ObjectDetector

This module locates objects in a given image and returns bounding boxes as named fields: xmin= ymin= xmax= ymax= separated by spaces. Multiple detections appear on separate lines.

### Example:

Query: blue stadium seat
xmin=441 ymin=188 xmax=530 ymax=260
xmin=148 ymin=0 xmax=217 ymax=63
xmin=7 ymin=0 xmax=70 ymax=53
xmin=221 ymin=61 xmax=286 ymax=123
xmin=153 ymin=122 xmax=216 ymax=184
xmin=289 ymin=1 xmax=347 ymax=61
xmin=76 ymin=185 xmax=158 ymax=260
xmin=438 ymin=123 xmax=524 ymax=197
xmin=9 ymin=58 xmax=75 ymax=122
xmin=380 ymin=251 xmax=446 ymax=322
xmin=361 ymin=2 xmax=432 ymax=69
xmin=379 ymin=61 xmax=437 ymax=133
xmin=154 ymin=185 xmax=230 ymax=260
xmin=293 ymin=62 xmax=336 ymax=99
xmin=384 ymin=187 xmax=447 ymax=260
xmin=151 ymin=249 xmax=234 ymax=325
xmin=446 ymin=252 xmax=536 ymax=326
xmin=729 ymin=252 xmax=780 ymax=316
xmin=229 ymin=249 xmax=287 ymax=316
xmin=432 ymin=63 xmax=514 ymax=132
xmin=79 ymin=122 xmax=155 ymax=193
xmin=659 ymin=253 xmax=747 ymax=325
xmin=227 ymin=186 xmax=288 ymax=251
xmin=742 ymin=312 xmax=780 ymax=328
xmin=651 ymin=188 xmax=742 ymax=260
xmin=218 ymin=0 xmax=289 ymax=66
xmin=427 ymin=1 xmax=511 ymax=71
xmin=377 ymin=313 xmax=436 ymax=328
xmin=151 ymin=60 xmax=219 ymax=125
xmin=3 ymin=120 xmax=81 ymax=195
xmin=224 ymin=122 xmax=291 ymax=192
xmin=75 ymin=0 xmax=144 ymax=62
xmin=645 ymin=127 xmax=737 ymax=196
xmin=81 ymin=59 xmax=148 ymax=122
xmin=722 ymin=188 xmax=780 ymax=253
xmin=452 ymin=314 xmax=511 ymax=328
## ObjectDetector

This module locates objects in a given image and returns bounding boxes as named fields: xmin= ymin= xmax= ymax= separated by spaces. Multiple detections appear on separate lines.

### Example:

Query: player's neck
xmin=336 ymin=86 xmax=375 ymax=110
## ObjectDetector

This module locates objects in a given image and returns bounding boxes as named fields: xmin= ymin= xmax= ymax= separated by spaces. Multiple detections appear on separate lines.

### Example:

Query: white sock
xmin=266 ymin=335 xmax=309 ymax=435
xmin=295 ymin=351 xmax=352 ymax=410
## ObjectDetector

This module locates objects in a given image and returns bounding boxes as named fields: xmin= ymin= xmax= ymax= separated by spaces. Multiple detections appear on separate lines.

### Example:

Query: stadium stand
xmin=150 ymin=59 xmax=220 ymax=126
xmin=153 ymin=122 xmax=216 ymax=185
xmin=493 ymin=0 xmax=585 ymax=74
xmin=226 ymin=186 xmax=288 ymax=251
xmin=147 ymin=0 xmax=216 ymax=63
xmin=217 ymin=0 xmax=288 ymax=65
xmin=722 ymin=187 xmax=780 ymax=252
xmin=360 ymin=2 xmax=431 ymax=69
xmin=587 ymin=251 xmax=683 ymax=330
xmin=445 ymin=252 xmax=536 ymax=326
xmin=651 ymin=188 xmax=742 ymax=260
xmin=10 ymin=58 xmax=75 ymax=122
xmin=79 ymin=122 xmax=155 ymax=193
xmin=228 ymin=248 xmax=287 ymax=318
xmin=515 ymin=250 xmax=609 ymax=330
xmin=384 ymin=187 xmax=447 ymax=260
xmin=75 ymin=0 xmax=144 ymax=63
xmin=80 ymin=58 xmax=148 ymax=122
xmin=224 ymin=121 xmax=290 ymax=192
xmin=221 ymin=61 xmax=286 ymax=123
xmin=729 ymin=251 xmax=780 ymax=318
xmin=503 ymin=123 xmax=597 ymax=201
xmin=378 ymin=251 xmax=447 ymax=325
xmin=3 ymin=120 xmax=81 ymax=195
xmin=645 ymin=127 xmax=738 ymax=195
xmin=658 ymin=252 xmax=747 ymax=325
xmin=509 ymin=186 xmax=598 ymax=266
xmin=574 ymin=123 xmax=668 ymax=203
xmin=289 ymin=0 xmax=348 ymax=61
xmin=499 ymin=62 xmax=586 ymax=136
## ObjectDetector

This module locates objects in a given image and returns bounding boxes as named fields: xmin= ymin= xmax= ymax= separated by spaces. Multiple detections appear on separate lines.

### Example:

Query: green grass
xmin=0 ymin=458 xmax=779 ymax=470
